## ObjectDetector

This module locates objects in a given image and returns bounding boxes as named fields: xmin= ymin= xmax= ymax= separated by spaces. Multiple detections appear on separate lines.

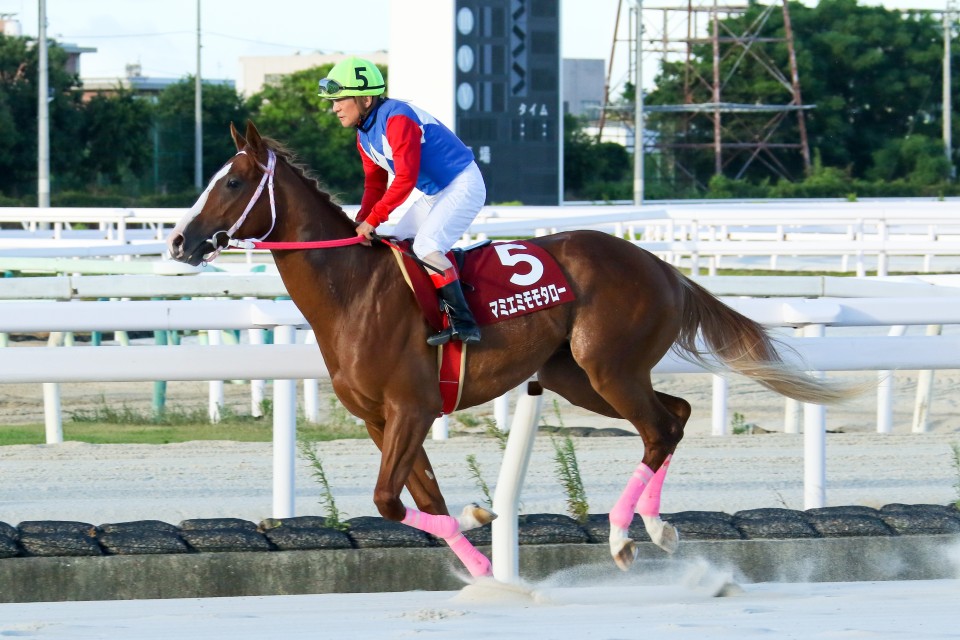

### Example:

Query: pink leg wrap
xmin=403 ymin=508 xmax=492 ymax=577
xmin=447 ymin=533 xmax=492 ymax=577
xmin=402 ymin=507 xmax=459 ymax=539
xmin=609 ymin=463 xmax=655 ymax=530
xmin=636 ymin=455 xmax=673 ymax=517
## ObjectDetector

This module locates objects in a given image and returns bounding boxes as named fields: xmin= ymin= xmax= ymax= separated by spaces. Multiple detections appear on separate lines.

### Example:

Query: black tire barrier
xmin=1 ymin=503 xmax=957 ymax=559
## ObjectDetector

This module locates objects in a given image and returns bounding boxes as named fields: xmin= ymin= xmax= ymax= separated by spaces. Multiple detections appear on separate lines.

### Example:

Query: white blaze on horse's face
xmin=170 ymin=161 xmax=235 ymax=239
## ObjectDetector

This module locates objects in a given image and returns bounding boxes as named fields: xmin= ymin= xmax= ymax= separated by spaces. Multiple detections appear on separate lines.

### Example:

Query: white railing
xmin=3 ymin=199 xmax=960 ymax=274
xmin=1 ymin=293 xmax=959 ymax=514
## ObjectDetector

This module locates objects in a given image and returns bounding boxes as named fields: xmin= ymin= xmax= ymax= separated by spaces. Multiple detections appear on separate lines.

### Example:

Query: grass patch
xmin=0 ymin=397 xmax=366 ymax=446
xmin=298 ymin=438 xmax=349 ymax=531
xmin=551 ymin=433 xmax=589 ymax=524
xmin=731 ymin=411 xmax=759 ymax=435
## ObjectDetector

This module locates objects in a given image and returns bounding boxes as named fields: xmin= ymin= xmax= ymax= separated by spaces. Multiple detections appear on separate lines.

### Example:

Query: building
xmin=0 ymin=13 xmax=22 ymax=36
xmin=238 ymin=51 xmax=387 ymax=98
xmin=81 ymin=63 xmax=234 ymax=102
xmin=563 ymin=58 xmax=604 ymax=119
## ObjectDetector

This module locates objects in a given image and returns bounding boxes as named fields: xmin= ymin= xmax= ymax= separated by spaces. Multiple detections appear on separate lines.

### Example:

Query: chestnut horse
xmin=168 ymin=121 xmax=857 ymax=577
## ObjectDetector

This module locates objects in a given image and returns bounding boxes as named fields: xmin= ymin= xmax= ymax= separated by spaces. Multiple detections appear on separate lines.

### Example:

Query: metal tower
xmin=602 ymin=0 xmax=812 ymax=190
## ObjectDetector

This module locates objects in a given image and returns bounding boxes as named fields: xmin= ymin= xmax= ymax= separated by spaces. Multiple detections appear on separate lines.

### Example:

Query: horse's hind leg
xmin=539 ymin=352 xmax=690 ymax=569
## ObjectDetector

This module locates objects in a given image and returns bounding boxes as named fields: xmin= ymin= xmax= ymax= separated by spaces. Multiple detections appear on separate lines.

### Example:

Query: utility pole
xmin=946 ymin=0 xmax=956 ymax=181
xmin=37 ymin=0 xmax=49 ymax=208
xmin=194 ymin=0 xmax=203 ymax=191
xmin=633 ymin=0 xmax=644 ymax=205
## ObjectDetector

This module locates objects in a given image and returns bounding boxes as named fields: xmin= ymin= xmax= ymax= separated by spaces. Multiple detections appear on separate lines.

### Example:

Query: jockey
xmin=318 ymin=56 xmax=484 ymax=346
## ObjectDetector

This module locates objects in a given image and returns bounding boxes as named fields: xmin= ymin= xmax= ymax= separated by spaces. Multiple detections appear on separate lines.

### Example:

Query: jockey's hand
xmin=356 ymin=221 xmax=376 ymax=245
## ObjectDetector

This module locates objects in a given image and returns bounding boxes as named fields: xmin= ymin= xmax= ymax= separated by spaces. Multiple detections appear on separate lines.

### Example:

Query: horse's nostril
xmin=167 ymin=232 xmax=185 ymax=258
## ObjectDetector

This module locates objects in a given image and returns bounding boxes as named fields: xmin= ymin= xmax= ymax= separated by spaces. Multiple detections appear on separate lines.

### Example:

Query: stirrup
xmin=427 ymin=323 xmax=480 ymax=347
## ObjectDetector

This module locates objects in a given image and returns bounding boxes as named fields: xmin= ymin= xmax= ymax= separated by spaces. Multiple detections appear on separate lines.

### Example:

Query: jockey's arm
xmin=356 ymin=140 xmax=387 ymax=223
xmin=360 ymin=115 xmax=422 ymax=228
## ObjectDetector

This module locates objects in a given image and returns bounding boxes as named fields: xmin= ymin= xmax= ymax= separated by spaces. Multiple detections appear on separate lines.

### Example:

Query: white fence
xmin=2 ymin=287 xmax=959 ymax=515
xmin=3 ymin=199 xmax=960 ymax=275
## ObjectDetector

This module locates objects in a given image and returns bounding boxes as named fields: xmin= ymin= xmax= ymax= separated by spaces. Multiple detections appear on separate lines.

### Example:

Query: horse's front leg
xmin=365 ymin=421 xmax=449 ymax=517
xmin=373 ymin=414 xmax=496 ymax=578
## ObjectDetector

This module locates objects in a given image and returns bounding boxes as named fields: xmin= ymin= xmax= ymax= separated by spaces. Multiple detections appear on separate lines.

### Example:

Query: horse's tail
xmin=672 ymin=272 xmax=863 ymax=405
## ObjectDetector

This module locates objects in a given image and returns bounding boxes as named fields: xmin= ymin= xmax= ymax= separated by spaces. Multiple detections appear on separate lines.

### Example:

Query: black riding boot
xmin=427 ymin=279 xmax=481 ymax=346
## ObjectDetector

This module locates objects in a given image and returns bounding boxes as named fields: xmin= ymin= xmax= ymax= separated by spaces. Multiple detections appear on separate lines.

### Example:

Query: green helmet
xmin=318 ymin=56 xmax=386 ymax=99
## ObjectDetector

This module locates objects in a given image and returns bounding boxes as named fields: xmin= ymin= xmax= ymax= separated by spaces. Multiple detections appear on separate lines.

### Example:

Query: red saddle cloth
xmin=389 ymin=239 xmax=576 ymax=331
xmin=386 ymin=239 xmax=576 ymax=415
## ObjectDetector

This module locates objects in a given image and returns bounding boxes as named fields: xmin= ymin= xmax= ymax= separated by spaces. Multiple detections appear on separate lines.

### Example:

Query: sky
xmin=0 ymin=0 xmax=950 ymax=92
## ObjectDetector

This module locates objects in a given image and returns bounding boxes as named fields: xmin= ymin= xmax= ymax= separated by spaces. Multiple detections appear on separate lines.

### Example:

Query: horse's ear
xmin=230 ymin=122 xmax=246 ymax=152
xmin=244 ymin=120 xmax=264 ymax=154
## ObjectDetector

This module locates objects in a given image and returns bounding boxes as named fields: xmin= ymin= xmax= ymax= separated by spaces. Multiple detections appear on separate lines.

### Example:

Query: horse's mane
xmin=260 ymin=136 xmax=348 ymax=214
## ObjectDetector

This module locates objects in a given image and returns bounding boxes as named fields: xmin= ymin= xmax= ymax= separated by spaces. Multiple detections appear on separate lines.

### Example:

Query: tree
xmin=0 ymin=34 xmax=86 ymax=198
xmin=563 ymin=113 xmax=632 ymax=201
xmin=867 ymin=134 xmax=951 ymax=185
xmin=78 ymin=88 xmax=153 ymax=189
xmin=645 ymin=0 xmax=953 ymax=190
xmin=246 ymin=64 xmax=368 ymax=203
xmin=152 ymin=78 xmax=250 ymax=194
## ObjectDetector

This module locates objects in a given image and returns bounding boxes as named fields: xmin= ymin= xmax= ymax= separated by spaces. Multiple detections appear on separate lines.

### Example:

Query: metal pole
xmin=633 ymin=0 xmax=644 ymax=204
xmin=37 ymin=0 xmax=50 ymax=208
xmin=194 ymin=0 xmax=203 ymax=191
xmin=945 ymin=1 xmax=955 ymax=181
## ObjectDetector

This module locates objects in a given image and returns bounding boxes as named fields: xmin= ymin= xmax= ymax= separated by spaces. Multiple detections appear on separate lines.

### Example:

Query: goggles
xmin=317 ymin=78 xmax=385 ymax=97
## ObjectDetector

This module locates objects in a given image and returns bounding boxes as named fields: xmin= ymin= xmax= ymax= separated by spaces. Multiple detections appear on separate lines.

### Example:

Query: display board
xmin=453 ymin=0 xmax=561 ymax=205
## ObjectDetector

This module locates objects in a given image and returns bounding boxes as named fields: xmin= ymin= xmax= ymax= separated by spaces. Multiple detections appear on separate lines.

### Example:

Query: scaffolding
xmin=601 ymin=0 xmax=812 ymax=190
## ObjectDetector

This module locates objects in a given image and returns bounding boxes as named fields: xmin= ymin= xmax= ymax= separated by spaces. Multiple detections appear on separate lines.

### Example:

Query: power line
xmin=57 ymin=31 xmax=192 ymax=39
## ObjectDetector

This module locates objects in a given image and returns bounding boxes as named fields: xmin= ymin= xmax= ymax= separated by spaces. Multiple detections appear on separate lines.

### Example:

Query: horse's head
xmin=167 ymin=120 xmax=278 ymax=266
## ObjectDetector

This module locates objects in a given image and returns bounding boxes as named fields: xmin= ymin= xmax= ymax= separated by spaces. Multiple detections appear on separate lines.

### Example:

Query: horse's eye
xmin=226 ymin=178 xmax=241 ymax=189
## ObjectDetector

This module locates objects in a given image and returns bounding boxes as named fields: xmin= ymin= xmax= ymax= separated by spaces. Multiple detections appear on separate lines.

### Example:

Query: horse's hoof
xmin=459 ymin=503 xmax=497 ymax=531
xmin=643 ymin=515 xmax=680 ymax=554
xmin=611 ymin=539 xmax=637 ymax=572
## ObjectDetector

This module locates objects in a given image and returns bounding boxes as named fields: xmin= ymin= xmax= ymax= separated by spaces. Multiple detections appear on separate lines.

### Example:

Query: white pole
xmin=783 ymin=398 xmax=801 ymax=434
xmin=431 ymin=415 xmax=449 ymax=440
xmin=43 ymin=331 xmax=63 ymax=443
xmin=207 ymin=329 xmax=223 ymax=423
xmin=301 ymin=329 xmax=319 ymax=423
xmin=37 ymin=0 xmax=50 ymax=209
xmin=945 ymin=0 xmax=955 ymax=181
xmin=803 ymin=323 xmax=826 ymax=509
xmin=495 ymin=391 xmax=511 ymax=433
xmin=877 ymin=325 xmax=907 ymax=433
xmin=272 ymin=325 xmax=297 ymax=518
xmin=194 ymin=0 xmax=203 ymax=191
xmin=632 ymin=0 xmax=644 ymax=205
xmin=711 ymin=375 xmax=728 ymax=435
xmin=912 ymin=324 xmax=942 ymax=433
xmin=42 ymin=383 xmax=62 ymax=443
xmin=491 ymin=381 xmax=543 ymax=584
xmin=248 ymin=328 xmax=266 ymax=417
xmin=784 ymin=327 xmax=802 ymax=434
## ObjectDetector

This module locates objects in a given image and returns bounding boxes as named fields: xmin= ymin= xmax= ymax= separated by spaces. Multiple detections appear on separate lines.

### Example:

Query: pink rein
xmin=232 ymin=236 xmax=368 ymax=250
xmin=222 ymin=149 xmax=397 ymax=253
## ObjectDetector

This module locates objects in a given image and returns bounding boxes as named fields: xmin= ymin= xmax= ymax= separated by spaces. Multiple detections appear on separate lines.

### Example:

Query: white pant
xmin=392 ymin=162 xmax=486 ymax=260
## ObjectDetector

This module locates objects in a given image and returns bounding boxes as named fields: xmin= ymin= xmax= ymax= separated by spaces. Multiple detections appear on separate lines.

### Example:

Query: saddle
xmin=387 ymin=238 xmax=575 ymax=332
xmin=385 ymin=238 xmax=575 ymax=416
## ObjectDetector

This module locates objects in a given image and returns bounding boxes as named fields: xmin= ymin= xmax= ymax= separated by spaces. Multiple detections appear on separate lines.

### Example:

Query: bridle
xmin=202 ymin=147 xmax=366 ymax=260
xmin=201 ymin=149 xmax=277 ymax=262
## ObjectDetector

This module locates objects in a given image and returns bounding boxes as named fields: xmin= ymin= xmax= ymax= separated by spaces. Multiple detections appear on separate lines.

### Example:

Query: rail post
xmin=272 ymin=324 xmax=297 ymax=518
xmin=491 ymin=380 xmax=543 ymax=584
